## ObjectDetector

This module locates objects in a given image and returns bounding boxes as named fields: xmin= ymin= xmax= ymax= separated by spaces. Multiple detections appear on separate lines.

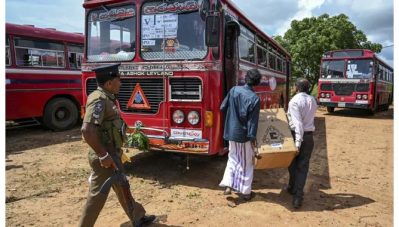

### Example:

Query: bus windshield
xmin=140 ymin=0 xmax=207 ymax=60
xmin=346 ymin=59 xmax=373 ymax=79
xmin=87 ymin=5 xmax=136 ymax=62
xmin=321 ymin=60 xmax=345 ymax=79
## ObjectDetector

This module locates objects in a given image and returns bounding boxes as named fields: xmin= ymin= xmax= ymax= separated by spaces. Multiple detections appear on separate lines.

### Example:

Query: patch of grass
xmin=310 ymin=85 xmax=318 ymax=98
xmin=186 ymin=191 xmax=200 ymax=199
xmin=172 ymin=191 xmax=180 ymax=198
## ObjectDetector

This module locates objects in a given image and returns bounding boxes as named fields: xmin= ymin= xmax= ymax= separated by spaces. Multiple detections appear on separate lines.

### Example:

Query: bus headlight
xmin=172 ymin=110 xmax=185 ymax=124
xmin=356 ymin=94 xmax=362 ymax=100
xmin=187 ymin=111 xmax=200 ymax=125
xmin=326 ymin=93 xmax=331 ymax=98
xmin=362 ymin=94 xmax=368 ymax=100
xmin=321 ymin=93 xmax=325 ymax=98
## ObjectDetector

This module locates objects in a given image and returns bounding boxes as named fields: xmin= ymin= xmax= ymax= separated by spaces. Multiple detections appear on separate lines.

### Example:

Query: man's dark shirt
xmin=220 ymin=84 xmax=260 ymax=143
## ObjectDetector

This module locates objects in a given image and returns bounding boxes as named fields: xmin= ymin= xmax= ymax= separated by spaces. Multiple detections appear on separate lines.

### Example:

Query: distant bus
xmin=6 ymin=23 xmax=84 ymax=130
xmin=318 ymin=49 xmax=393 ymax=113
xmin=81 ymin=0 xmax=291 ymax=155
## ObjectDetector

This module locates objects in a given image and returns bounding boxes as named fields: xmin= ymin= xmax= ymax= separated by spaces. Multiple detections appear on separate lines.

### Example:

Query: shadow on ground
xmin=322 ymin=106 xmax=393 ymax=120
xmin=126 ymin=117 xmax=331 ymax=194
xmin=233 ymin=189 xmax=375 ymax=212
xmin=6 ymin=126 xmax=82 ymax=154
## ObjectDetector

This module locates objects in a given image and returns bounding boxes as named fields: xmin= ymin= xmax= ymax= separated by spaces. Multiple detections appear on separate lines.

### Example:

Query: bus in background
xmin=318 ymin=49 xmax=393 ymax=113
xmin=81 ymin=0 xmax=291 ymax=155
xmin=6 ymin=23 xmax=84 ymax=130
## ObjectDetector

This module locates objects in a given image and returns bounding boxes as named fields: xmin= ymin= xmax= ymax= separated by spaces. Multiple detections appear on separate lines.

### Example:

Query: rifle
xmin=99 ymin=151 xmax=138 ymax=227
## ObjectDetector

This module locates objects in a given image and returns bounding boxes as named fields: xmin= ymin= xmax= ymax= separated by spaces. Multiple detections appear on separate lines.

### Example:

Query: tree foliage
xmin=275 ymin=14 xmax=382 ymax=91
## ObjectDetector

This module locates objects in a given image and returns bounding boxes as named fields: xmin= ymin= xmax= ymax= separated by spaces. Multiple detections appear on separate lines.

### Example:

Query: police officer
xmin=78 ymin=64 xmax=155 ymax=227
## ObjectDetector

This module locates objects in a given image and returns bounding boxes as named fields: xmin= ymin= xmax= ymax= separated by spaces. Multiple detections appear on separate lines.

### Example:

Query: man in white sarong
xmin=219 ymin=69 xmax=261 ymax=201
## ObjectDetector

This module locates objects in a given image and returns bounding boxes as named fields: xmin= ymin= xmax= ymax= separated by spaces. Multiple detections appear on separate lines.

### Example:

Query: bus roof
xmin=323 ymin=49 xmax=374 ymax=58
xmin=322 ymin=49 xmax=393 ymax=71
xmin=6 ymin=23 xmax=84 ymax=44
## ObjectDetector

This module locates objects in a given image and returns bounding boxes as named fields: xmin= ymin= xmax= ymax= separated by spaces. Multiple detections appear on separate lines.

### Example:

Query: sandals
xmin=134 ymin=215 xmax=156 ymax=227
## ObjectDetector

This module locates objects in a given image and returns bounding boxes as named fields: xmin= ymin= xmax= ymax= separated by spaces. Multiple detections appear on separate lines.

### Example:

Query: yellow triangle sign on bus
xmin=127 ymin=83 xmax=151 ymax=110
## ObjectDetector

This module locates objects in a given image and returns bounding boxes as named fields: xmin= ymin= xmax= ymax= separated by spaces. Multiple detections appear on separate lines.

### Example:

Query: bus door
xmin=223 ymin=20 xmax=240 ymax=95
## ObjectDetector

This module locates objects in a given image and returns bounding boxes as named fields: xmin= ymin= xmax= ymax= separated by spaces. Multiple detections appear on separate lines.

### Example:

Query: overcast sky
xmin=5 ymin=0 xmax=394 ymax=66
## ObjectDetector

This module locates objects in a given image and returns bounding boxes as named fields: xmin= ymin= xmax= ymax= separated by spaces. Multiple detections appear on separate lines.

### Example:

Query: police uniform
xmin=78 ymin=64 xmax=146 ymax=227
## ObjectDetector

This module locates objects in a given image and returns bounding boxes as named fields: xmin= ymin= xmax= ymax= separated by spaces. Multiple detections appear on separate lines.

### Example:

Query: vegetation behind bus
xmin=275 ymin=13 xmax=383 ymax=92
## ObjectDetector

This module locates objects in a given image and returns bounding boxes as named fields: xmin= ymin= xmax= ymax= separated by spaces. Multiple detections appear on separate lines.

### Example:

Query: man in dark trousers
xmin=219 ymin=69 xmax=261 ymax=201
xmin=286 ymin=78 xmax=317 ymax=209
xmin=78 ymin=64 xmax=155 ymax=227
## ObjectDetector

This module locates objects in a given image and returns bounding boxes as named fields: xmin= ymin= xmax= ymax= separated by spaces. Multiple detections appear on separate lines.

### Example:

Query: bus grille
xmin=323 ymin=83 xmax=370 ymax=96
xmin=355 ymin=83 xmax=369 ymax=92
xmin=86 ymin=78 xmax=164 ymax=114
xmin=320 ymin=84 xmax=332 ymax=91
xmin=170 ymin=78 xmax=202 ymax=101
xmin=332 ymin=83 xmax=355 ymax=96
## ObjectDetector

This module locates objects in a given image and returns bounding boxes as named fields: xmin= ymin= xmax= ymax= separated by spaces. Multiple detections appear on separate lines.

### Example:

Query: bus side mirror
xmin=205 ymin=15 xmax=220 ymax=47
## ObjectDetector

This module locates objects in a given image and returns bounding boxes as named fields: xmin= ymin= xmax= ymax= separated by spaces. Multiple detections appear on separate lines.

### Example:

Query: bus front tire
xmin=43 ymin=98 xmax=79 ymax=131
xmin=327 ymin=107 xmax=335 ymax=113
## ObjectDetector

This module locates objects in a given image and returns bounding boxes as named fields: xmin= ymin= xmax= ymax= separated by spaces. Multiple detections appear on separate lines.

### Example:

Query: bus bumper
xmin=319 ymin=101 xmax=369 ymax=109
xmin=128 ymin=127 xmax=210 ymax=154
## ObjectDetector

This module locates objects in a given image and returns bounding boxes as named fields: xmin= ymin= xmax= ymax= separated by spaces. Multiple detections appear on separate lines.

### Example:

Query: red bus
xmin=81 ymin=0 xmax=291 ymax=155
xmin=6 ymin=23 xmax=84 ymax=130
xmin=318 ymin=49 xmax=393 ymax=113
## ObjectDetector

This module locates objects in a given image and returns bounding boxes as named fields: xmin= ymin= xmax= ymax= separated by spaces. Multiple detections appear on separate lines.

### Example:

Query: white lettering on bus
xmin=143 ymin=1 xmax=199 ymax=15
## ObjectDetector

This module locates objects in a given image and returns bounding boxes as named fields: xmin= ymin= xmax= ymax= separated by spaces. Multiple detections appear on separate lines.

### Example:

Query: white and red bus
xmin=81 ymin=0 xmax=291 ymax=155
xmin=318 ymin=49 xmax=393 ymax=113
xmin=6 ymin=23 xmax=84 ymax=130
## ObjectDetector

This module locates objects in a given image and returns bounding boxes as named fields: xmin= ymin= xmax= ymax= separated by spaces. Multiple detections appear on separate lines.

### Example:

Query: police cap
xmin=92 ymin=63 xmax=121 ymax=84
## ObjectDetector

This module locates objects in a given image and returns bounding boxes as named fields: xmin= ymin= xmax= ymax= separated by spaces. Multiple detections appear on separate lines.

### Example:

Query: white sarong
xmin=219 ymin=141 xmax=254 ymax=195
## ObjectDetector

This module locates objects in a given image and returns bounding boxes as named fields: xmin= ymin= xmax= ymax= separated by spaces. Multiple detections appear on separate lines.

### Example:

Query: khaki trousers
xmin=78 ymin=150 xmax=146 ymax=227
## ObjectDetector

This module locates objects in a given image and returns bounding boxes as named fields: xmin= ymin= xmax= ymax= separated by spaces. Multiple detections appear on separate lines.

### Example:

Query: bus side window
xmin=268 ymin=52 xmax=276 ymax=70
xmin=16 ymin=48 xmax=31 ymax=66
xmin=14 ymin=37 xmax=64 ymax=68
xmin=69 ymin=53 xmax=83 ymax=69
xmin=277 ymin=57 xmax=282 ymax=72
xmin=68 ymin=45 xmax=84 ymax=69
xmin=6 ymin=37 xmax=11 ymax=66
xmin=257 ymin=46 xmax=267 ymax=67
xmin=69 ymin=53 xmax=78 ymax=69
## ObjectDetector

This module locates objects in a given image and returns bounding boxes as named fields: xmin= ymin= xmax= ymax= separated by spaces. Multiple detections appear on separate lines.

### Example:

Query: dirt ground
xmin=5 ymin=107 xmax=393 ymax=227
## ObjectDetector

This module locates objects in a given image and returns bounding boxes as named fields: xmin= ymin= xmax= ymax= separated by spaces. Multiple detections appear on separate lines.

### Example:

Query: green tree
xmin=275 ymin=14 xmax=382 ymax=92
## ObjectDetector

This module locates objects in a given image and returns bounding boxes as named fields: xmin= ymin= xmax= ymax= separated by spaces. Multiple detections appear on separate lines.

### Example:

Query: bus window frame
xmin=86 ymin=3 xmax=137 ymax=63
xmin=268 ymin=50 xmax=276 ymax=70
xmin=238 ymin=23 xmax=256 ymax=64
xmin=346 ymin=59 xmax=373 ymax=79
xmin=256 ymin=44 xmax=268 ymax=68
xmin=276 ymin=56 xmax=283 ymax=72
xmin=139 ymin=0 xmax=208 ymax=61
xmin=68 ymin=51 xmax=83 ymax=69
xmin=14 ymin=45 xmax=65 ymax=68
xmin=13 ymin=36 xmax=66 ymax=68
xmin=6 ymin=36 xmax=11 ymax=66
xmin=67 ymin=43 xmax=84 ymax=69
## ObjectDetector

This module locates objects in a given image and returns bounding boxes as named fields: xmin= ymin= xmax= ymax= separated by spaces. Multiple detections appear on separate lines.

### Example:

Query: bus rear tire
xmin=327 ymin=107 xmax=335 ymax=113
xmin=43 ymin=98 xmax=78 ymax=131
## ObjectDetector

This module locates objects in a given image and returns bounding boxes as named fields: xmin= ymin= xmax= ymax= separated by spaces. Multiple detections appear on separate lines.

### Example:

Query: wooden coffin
xmin=255 ymin=108 xmax=298 ymax=169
